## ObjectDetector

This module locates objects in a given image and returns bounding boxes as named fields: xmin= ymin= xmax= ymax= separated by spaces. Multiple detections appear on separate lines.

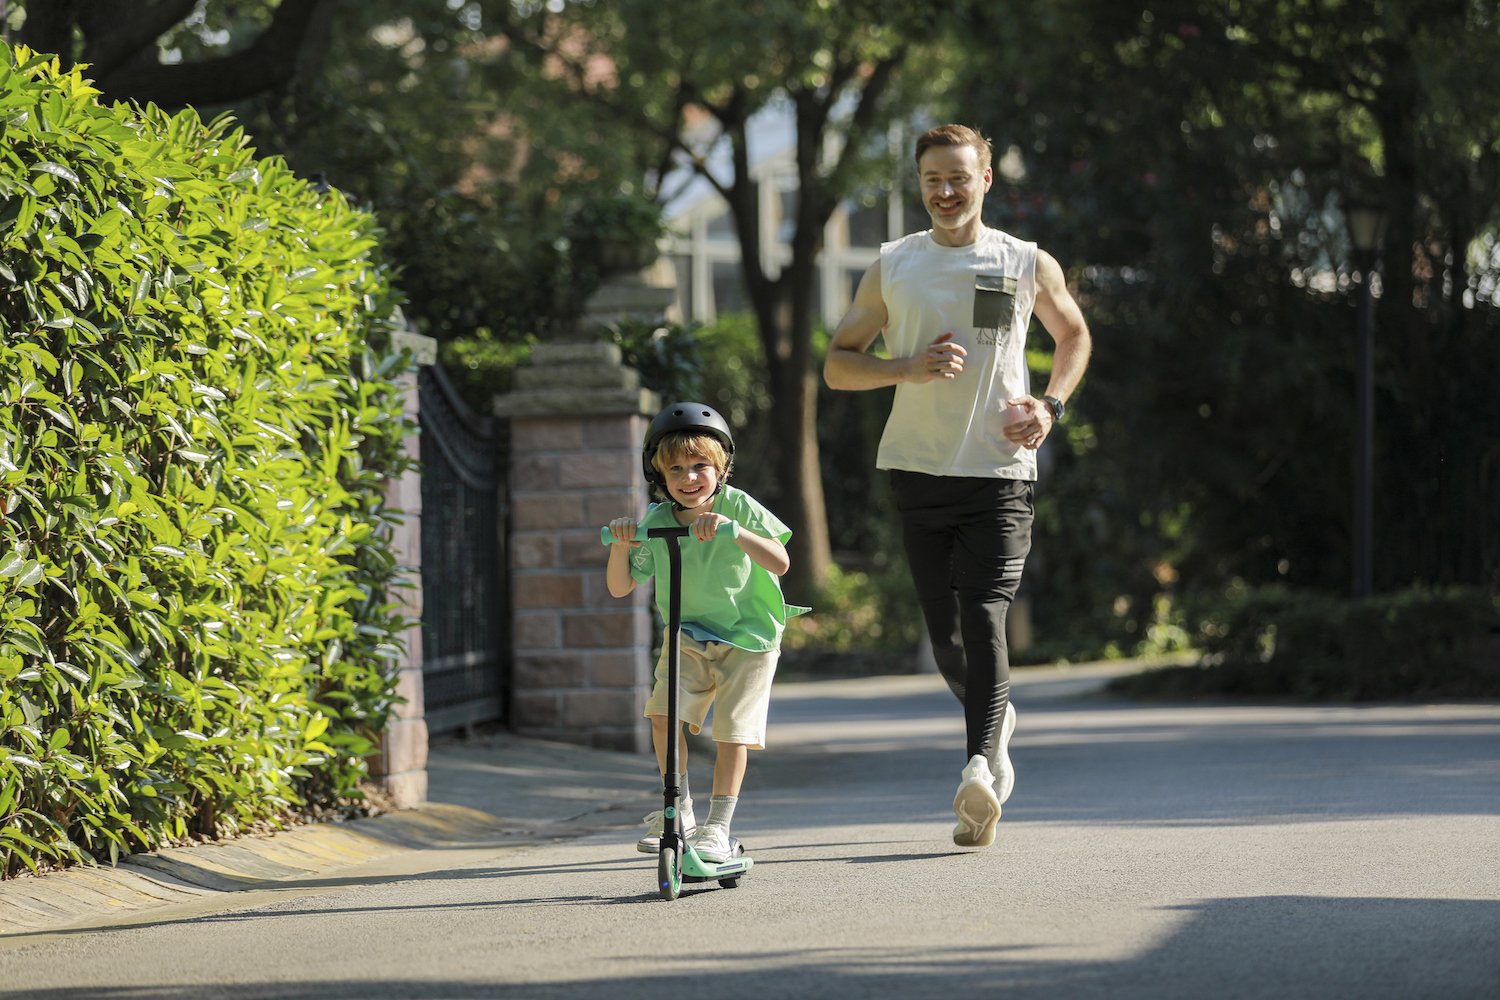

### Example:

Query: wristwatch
xmin=1042 ymin=395 xmax=1066 ymax=422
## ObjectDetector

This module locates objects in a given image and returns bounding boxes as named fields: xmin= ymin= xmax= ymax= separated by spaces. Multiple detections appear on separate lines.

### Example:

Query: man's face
xmin=918 ymin=144 xmax=992 ymax=235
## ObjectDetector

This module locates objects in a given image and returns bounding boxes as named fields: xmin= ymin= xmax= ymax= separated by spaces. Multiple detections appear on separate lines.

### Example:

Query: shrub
xmin=783 ymin=564 xmax=923 ymax=654
xmin=0 ymin=49 xmax=413 ymax=876
xmin=1109 ymin=586 xmax=1500 ymax=700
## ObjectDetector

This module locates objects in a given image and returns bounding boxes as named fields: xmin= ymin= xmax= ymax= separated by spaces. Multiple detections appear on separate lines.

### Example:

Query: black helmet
xmin=643 ymin=402 xmax=735 ymax=501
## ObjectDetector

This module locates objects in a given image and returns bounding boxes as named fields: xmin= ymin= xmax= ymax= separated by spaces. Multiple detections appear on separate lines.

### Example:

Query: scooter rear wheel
xmin=658 ymin=847 xmax=681 ymax=900
xmin=718 ymin=876 xmax=740 ymax=889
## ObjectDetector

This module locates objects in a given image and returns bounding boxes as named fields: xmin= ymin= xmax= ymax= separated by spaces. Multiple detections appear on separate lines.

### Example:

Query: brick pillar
xmin=370 ymin=330 xmax=435 ymax=806
xmin=495 ymin=342 xmax=660 ymax=752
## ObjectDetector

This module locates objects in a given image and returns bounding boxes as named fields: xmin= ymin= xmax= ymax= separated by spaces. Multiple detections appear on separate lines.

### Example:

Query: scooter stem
xmin=648 ymin=525 xmax=690 ymax=851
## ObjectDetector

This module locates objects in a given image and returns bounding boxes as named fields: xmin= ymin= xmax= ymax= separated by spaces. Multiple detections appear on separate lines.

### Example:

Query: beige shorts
xmin=644 ymin=631 xmax=779 ymax=749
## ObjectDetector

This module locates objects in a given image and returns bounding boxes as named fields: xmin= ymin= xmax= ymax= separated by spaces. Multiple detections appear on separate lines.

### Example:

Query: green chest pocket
xmin=973 ymin=274 xmax=1018 ymax=336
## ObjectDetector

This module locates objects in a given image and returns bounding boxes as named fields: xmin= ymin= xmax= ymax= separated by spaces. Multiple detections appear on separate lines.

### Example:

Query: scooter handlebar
xmin=599 ymin=523 xmax=737 ymax=545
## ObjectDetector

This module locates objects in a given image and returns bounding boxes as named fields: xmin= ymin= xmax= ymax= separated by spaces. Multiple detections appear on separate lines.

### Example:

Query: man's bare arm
xmin=1032 ymin=249 xmax=1091 ymax=403
xmin=824 ymin=261 xmax=967 ymax=390
xmin=1002 ymin=249 xmax=1092 ymax=448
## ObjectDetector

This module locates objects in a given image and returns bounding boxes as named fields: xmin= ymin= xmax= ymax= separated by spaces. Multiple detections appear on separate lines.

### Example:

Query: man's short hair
xmin=914 ymin=124 xmax=993 ymax=175
xmin=652 ymin=431 xmax=731 ymax=477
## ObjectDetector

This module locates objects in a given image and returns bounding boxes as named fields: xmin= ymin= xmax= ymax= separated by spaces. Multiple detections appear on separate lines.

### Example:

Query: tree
xmin=951 ymin=0 xmax=1500 ymax=642
xmin=490 ymin=0 xmax=957 ymax=601
xmin=17 ymin=0 xmax=664 ymax=374
xmin=15 ymin=0 xmax=338 ymax=108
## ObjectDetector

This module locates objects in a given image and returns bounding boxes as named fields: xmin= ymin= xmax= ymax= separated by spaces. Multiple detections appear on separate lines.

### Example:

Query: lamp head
xmin=1346 ymin=203 xmax=1388 ymax=262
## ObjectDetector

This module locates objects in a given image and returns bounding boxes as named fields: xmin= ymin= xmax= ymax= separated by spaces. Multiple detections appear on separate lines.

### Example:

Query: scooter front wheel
xmin=658 ymin=847 xmax=681 ymax=900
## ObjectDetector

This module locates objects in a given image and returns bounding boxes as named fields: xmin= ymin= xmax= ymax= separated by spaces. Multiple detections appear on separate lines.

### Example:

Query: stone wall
xmin=496 ymin=342 xmax=660 ymax=752
xmin=369 ymin=332 xmax=434 ymax=805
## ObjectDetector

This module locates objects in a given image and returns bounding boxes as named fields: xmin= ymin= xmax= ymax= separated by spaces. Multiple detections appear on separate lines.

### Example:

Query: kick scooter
xmin=602 ymin=522 xmax=755 ymax=899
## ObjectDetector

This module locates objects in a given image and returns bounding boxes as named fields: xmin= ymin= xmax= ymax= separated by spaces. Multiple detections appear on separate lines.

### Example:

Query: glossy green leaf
xmin=0 ymin=46 xmax=413 ymax=879
xmin=30 ymin=162 xmax=79 ymax=185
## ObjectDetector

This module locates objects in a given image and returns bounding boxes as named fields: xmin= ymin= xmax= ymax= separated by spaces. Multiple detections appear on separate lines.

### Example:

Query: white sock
xmin=706 ymin=795 xmax=738 ymax=834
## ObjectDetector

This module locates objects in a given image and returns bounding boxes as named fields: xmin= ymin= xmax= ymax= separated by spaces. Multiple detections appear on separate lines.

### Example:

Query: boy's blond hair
xmin=651 ymin=430 xmax=731 ymax=477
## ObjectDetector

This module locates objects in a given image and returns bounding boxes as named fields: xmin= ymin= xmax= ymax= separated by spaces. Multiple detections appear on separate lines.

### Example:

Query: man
xmin=824 ymin=124 xmax=1091 ymax=849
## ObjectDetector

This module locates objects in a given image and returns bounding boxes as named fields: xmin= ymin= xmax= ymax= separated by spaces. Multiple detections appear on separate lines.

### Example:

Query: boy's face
xmin=659 ymin=450 xmax=721 ymax=509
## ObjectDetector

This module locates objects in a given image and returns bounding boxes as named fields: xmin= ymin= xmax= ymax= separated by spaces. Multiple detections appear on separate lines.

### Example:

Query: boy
xmin=606 ymin=402 xmax=805 ymax=862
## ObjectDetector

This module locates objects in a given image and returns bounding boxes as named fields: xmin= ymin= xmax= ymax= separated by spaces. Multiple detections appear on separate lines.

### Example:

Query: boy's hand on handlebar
xmin=690 ymin=512 xmax=731 ymax=542
xmin=609 ymin=517 xmax=641 ymax=546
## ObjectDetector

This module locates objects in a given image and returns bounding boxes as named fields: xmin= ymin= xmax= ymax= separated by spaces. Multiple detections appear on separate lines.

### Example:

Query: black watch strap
xmin=1042 ymin=395 xmax=1065 ymax=422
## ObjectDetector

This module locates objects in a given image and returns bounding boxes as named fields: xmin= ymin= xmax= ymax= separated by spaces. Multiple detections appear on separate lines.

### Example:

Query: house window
xmin=847 ymin=198 xmax=888 ymax=248
xmin=671 ymin=254 xmax=693 ymax=324
xmin=777 ymin=189 xmax=798 ymax=245
xmin=712 ymin=261 xmax=749 ymax=316
xmin=903 ymin=200 xmax=930 ymax=237
xmin=846 ymin=267 xmax=869 ymax=305
xmin=706 ymin=207 xmax=737 ymax=241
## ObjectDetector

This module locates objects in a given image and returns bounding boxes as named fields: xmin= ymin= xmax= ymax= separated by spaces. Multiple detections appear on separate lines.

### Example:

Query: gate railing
xmin=418 ymin=362 xmax=509 ymax=733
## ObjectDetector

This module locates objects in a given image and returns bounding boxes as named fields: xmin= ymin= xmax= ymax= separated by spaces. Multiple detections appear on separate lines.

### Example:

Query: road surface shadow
xmin=4 ymin=895 xmax=1494 ymax=999
xmin=749 ymin=709 xmax=1500 ymax=825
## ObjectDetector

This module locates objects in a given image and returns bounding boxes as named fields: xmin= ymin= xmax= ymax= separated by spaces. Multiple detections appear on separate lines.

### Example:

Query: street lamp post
xmin=1346 ymin=203 xmax=1387 ymax=599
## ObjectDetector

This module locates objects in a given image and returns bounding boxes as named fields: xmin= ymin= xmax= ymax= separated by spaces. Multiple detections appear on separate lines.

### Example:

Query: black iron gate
xmin=418 ymin=363 xmax=509 ymax=733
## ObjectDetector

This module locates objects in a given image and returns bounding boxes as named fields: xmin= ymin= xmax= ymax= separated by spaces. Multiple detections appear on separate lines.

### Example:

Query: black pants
xmin=892 ymin=471 xmax=1034 ymax=762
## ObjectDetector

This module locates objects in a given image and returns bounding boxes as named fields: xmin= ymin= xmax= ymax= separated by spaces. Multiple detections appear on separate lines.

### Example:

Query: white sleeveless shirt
xmin=875 ymin=227 xmax=1038 ymax=480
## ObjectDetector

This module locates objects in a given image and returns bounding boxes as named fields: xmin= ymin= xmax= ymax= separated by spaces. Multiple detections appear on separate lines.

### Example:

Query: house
xmin=658 ymin=102 xmax=929 ymax=326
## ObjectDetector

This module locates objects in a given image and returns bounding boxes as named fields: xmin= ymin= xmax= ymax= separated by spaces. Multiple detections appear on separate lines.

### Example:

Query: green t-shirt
xmin=628 ymin=485 xmax=809 ymax=651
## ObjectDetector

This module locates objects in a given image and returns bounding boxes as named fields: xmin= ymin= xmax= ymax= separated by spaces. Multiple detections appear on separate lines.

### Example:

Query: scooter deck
xmin=680 ymin=838 xmax=751 ymax=883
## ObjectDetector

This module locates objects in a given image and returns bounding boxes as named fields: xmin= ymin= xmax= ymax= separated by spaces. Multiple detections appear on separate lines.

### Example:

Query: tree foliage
xmin=1109 ymin=586 xmax=1498 ymax=700
xmin=14 ymin=0 xmax=338 ymax=109
xmin=219 ymin=0 xmax=662 ymax=348
xmin=491 ymin=0 xmax=960 ymax=600
xmin=10 ymin=1 xmax=665 ymax=354
xmin=0 ymin=50 xmax=412 ymax=876
xmin=953 ymin=0 xmax=1500 ymax=644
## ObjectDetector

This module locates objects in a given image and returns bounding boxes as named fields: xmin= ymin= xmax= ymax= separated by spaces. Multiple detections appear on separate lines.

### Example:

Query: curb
xmin=0 ymin=802 xmax=515 ymax=936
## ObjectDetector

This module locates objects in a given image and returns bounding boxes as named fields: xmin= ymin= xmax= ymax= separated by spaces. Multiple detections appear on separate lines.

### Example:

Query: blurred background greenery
xmin=21 ymin=0 xmax=1499 ymax=694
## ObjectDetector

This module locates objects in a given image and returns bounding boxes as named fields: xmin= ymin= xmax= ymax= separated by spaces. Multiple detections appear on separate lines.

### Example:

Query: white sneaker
xmin=692 ymin=825 xmax=733 ymax=863
xmin=952 ymin=754 xmax=1001 ymax=848
xmin=636 ymin=803 xmax=696 ymax=853
xmin=990 ymin=701 xmax=1018 ymax=804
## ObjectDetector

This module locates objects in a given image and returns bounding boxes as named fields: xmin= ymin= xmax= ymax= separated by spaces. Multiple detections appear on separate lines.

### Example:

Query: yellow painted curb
xmin=0 ymin=802 xmax=513 ymax=937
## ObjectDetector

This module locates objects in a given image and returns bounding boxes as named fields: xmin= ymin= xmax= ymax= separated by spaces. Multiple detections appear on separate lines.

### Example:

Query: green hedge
xmin=1109 ymin=586 xmax=1500 ymax=700
xmin=0 ymin=49 xmax=414 ymax=876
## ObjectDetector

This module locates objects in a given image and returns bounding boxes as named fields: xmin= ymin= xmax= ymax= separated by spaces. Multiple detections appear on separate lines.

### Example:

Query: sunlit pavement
xmin=1 ymin=663 xmax=1496 ymax=999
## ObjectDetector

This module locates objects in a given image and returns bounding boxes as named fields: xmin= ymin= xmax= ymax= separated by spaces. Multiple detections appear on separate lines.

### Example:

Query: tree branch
xmin=17 ymin=0 xmax=86 ymax=71
xmin=79 ymin=0 xmax=201 ymax=81
xmin=490 ymin=11 xmax=729 ymax=200
xmin=822 ymin=48 xmax=906 ymax=211
xmin=92 ymin=0 xmax=338 ymax=110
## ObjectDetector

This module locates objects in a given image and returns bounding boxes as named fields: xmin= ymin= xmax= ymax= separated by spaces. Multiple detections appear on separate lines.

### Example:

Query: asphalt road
xmin=1 ymin=665 xmax=1497 ymax=999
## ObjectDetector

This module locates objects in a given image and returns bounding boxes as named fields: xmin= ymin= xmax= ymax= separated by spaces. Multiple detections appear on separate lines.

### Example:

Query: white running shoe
xmin=636 ymin=803 xmax=696 ymax=853
xmin=952 ymin=754 xmax=1002 ymax=848
xmin=692 ymin=825 xmax=733 ymax=863
xmin=990 ymin=701 xmax=1018 ymax=804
